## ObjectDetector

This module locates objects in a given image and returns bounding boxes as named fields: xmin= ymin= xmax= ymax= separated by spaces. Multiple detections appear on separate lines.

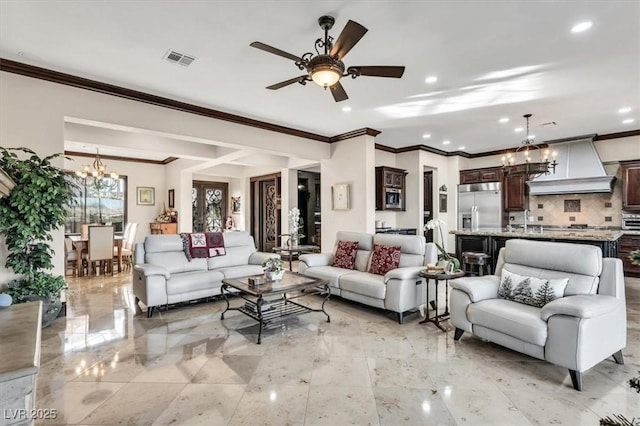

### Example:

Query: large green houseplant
xmin=0 ymin=147 xmax=73 ymax=325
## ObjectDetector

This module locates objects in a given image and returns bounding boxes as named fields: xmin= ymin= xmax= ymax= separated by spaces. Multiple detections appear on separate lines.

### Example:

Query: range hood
xmin=527 ymin=136 xmax=615 ymax=195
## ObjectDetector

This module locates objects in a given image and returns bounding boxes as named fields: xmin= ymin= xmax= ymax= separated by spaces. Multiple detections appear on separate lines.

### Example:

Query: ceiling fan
xmin=250 ymin=15 xmax=406 ymax=102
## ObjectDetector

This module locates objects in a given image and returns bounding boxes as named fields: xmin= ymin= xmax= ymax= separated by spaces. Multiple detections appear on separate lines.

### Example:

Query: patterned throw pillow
xmin=368 ymin=244 xmax=402 ymax=275
xmin=497 ymin=269 xmax=568 ymax=308
xmin=332 ymin=241 xmax=359 ymax=269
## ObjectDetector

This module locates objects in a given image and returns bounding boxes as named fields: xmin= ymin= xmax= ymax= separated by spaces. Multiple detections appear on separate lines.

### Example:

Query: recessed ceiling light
xmin=425 ymin=76 xmax=438 ymax=84
xmin=422 ymin=133 xmax=431 ymax=139
xmin=342 ymin=106 xmax=352 ymax=112
xmin=442 ymin=140 xmax=451 ymax=145
xmin=514 ymin=127 xmax=524 ymax=132
xmin=571 ymin=21 xmax=593 ymax=33
xmin=499 ymin=117 xmax=509 ymax=123
xmin=623 ymin=118 xmax=635 ymax=124
xmin=619 ymin=107 xmax=632 ymax=114
xmin=457 ymin=146 xmax=466 ymax=150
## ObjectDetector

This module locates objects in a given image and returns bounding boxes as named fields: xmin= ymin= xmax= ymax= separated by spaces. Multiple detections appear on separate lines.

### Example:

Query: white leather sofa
xmin=133 ymin=231 xmax=278 ymax=317
xmin=298 ymin=231 xmax=438 ymax=323
xmin=450 ymin=239 xmax=626 ymax=391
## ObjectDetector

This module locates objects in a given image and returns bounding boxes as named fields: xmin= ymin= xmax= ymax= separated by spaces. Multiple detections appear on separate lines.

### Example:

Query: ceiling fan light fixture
xmin=311 ymin=67 xmax=342 ymax=87
xmin=308 ymin=55 xmax=344 ymax=88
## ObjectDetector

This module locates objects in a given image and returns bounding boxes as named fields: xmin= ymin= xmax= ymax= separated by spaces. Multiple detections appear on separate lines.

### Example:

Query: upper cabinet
xmin=459 ymin=167 xmax=502 ymax=184
xmin=376 ymin=166 xmax=407 ymax=211
xmin=503 ymin=174 xmax=529 ymax=211
xmin=621 ymin=160 xmax=640 ymax=210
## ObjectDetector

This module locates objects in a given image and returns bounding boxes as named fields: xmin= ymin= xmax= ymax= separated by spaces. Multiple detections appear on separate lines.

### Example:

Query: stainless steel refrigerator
xmin=458 ymin=182 xmax=502 ymax=230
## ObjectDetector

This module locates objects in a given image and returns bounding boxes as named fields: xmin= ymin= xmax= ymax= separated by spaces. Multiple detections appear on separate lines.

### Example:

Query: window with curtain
xmin=64 ymin=174 xmax=127 ymax=234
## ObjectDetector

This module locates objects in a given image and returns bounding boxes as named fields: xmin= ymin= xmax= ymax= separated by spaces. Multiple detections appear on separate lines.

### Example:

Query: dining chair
xmin=116 ymin=223 xmax=138 ymax=270
xmin=86 ymin=225 xmax=115 ymax=276
xmin=122 ymin=222 xmax=133 ymax=241
xmin=64 ymin=237 xmax=79 ymax=277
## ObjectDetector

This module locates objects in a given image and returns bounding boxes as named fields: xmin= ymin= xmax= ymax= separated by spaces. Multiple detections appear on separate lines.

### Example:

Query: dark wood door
xmin=621 ymin=161 xmax=640 ymax=210
xmin=192 ymin=181 xmax=228 ymax=232
xmin=250 ymin=173 xmax=281 ymax=252
xmin=503 ymin=174 xmax=528 ymax=211
xmin=423 ymin=171 xmax=433 ymax=242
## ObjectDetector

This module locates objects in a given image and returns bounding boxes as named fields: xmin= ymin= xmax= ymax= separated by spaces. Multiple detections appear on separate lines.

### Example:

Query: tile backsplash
xmin=528 ymin=163 xmax=622 ymax=227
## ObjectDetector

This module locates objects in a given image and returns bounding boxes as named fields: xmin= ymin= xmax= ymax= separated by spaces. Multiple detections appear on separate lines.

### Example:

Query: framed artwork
xmin=231 ymin=196 xmax=241 ymax=214
xmin=137 ymin=186 xmax=155 ymax=206
xmin=439 ymin=193 xmax=447 ymax=213
xmin=168 ymin=189 xmax=175 ymax=208
xmin=332 ymin=183 xmax=350 ymax=210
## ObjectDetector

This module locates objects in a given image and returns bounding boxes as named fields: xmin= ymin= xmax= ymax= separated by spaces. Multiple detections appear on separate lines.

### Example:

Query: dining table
xmin=67 ymin=234 xmax=124 ymax=277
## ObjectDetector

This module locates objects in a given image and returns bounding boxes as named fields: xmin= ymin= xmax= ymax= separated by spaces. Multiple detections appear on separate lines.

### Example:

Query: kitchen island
xmin=451 ymin=228 xmax=622 ymax=271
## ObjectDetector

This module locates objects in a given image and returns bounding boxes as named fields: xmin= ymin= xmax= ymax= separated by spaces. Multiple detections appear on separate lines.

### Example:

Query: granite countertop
xmin=450 ymin=228 xmax=623 ymax=241
xmin=0 ymin=301 xmax=42 ymax=382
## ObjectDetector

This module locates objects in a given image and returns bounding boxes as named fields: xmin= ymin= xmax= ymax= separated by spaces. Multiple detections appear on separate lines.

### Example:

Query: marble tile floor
xmin=35 ymin=272 xmax=640 ymax=425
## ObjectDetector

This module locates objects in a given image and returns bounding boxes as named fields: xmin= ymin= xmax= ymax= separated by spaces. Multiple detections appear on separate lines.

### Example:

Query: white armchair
xmin=450 ymin=239 xmax=626 ymax=391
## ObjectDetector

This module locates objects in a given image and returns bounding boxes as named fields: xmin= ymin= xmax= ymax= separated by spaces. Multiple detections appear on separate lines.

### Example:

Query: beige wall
xmin=321 ymin=135 xmax=376 ymax=250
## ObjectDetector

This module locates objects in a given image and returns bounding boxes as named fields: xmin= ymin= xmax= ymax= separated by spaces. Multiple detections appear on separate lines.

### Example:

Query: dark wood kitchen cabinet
xmin=618 ymin=233 xmax=640 ymax=277
xmin=376 ymin=166 xmax=407 ymax=211
xmin=459 ymin=167 xmax=502 ymax=184
xmin=503 ymin=174 xmax=529 ymax=211
xmin=621 ymin=160 xmax=640 ymax=210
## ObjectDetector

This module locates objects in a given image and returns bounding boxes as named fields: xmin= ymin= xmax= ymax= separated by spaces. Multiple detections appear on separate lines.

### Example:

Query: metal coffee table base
xmin=220 ymin=283 xmax=330 ymax=344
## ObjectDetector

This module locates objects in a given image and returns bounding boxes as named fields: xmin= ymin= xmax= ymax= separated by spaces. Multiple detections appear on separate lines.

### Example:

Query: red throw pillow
xmin=332 ymin=241 xmax=359 ymax=269
xmin=368 ymin=244 xmax=401 ymax=275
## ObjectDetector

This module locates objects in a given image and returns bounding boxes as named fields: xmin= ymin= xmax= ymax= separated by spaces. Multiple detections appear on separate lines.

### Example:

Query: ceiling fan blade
xmin=330 ymin=81 xmax=349 ymax=102
xmin=250 ymin=41 xmax=303 ymax=62
xmin=266 ymin=75 xmax=308 ymax=90
xmin=347 ymin=66 xmax=406 ymax=78
xmin=330 ymin=20 xmax=368 ymax=60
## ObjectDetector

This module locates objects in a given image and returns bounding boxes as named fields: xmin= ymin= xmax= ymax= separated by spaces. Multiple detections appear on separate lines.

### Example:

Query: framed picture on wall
xmin=231 ymin=196 xmax=241 ymax=214
xmin=439 ymin=193 xmax=447 ymax=213
xmin=168 ymin=189 xmax=175 ymax=208
xmin=137 ymin=187 xmax=155 ymax=206
xmin=332 ymin=183 xmax=350 ymax=210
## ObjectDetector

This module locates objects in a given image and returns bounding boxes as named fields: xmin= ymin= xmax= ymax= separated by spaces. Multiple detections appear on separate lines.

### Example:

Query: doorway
xmin=250 ymin=173 xmax=281 ymax=252
xmin=192 ymin=181 xmax=228 ymax=232
xmin=297 ymin=170 xmax=321 ymax=246
xmin=424 ymin=171 xmax=433 ymax=243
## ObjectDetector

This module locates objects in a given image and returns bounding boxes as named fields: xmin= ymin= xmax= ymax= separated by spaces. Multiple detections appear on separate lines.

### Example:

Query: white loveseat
xmin=298 ymin=231 xmax=438 ymax=323
xmin=133 ymin=231 xmax=278 ymax=317
xmin=450 ymin=239 xmax=626 ymax=391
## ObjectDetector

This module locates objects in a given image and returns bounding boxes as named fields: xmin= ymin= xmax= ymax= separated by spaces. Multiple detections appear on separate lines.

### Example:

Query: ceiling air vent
xmin=164 ymin=50 xmax=196 ymax=67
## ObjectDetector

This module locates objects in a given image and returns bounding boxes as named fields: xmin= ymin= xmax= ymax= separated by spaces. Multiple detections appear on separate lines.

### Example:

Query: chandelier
xmin=75 ymin=149 xmax=119 ymax=180
xmin=502 ymin=114 xmax=558 ymax=177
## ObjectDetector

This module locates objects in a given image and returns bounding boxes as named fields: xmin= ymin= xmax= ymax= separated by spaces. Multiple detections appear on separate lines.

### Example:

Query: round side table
xmin=418 ymin=269 xmax=465 ymax=332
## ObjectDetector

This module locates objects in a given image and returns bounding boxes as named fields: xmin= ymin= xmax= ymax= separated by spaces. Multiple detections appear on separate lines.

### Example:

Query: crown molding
xmin=594 ymin=129 xmax=640 ymax=141
xmin=65 ymin=150 xmax=177 ymax=165
xmin=0 ymin=58 xmax=332 ymax=143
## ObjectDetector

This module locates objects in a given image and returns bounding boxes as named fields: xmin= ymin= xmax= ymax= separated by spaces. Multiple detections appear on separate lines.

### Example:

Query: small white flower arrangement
xmin=424 ymin=218 xmax=460 ymax=271
xmin=262 ymin=257 xmax=283 ymax=273
xmin=281 ymin=207 xmax=305 ymax=247
xmin=262 ymin=257 xmax=284 ymax=280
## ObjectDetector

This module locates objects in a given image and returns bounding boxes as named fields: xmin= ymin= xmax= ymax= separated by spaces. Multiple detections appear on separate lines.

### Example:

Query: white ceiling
xmin=1 ymin=0 xmax=638 ymax=158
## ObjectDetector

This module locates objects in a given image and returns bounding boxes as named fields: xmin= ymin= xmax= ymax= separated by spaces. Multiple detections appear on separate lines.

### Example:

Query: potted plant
xmin=262 ymin=257 xmax=284 ymax=280
xmin=630 ymin=249 xmax=640 ymax=266
xmin=0 ymin=147 xmax=73 ymax=326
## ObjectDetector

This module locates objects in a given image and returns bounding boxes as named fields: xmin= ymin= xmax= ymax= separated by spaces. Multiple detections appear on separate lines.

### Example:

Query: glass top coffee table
xmin=220 ymin=271 xmax=330 ymax=344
